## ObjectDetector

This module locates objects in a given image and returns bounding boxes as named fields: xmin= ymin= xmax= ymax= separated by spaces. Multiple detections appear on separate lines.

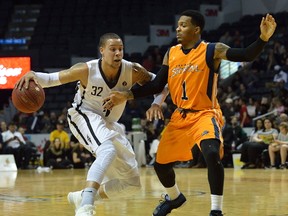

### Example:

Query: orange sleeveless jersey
xmin=168 ymin=41 xmax=220 ymax=110
xmin=155 ymin=41 xmax=224 ymax=164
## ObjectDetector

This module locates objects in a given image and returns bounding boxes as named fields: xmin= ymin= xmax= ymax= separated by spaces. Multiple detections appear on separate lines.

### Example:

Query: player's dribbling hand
xmin=15 ymin=71 xmax=38 ymax=90
xmin=259 ymin=14 xmax=277 ymax=42
xmin=146 ymin=104 xmax=164 ymax=121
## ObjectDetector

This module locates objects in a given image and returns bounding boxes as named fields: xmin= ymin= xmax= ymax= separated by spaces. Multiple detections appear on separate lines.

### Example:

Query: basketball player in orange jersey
xmin=103 ymin=11 xmax=277 ymax=216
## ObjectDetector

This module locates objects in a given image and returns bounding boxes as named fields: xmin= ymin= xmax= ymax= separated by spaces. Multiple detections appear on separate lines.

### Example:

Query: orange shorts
xmin=156 ymin=108 xmax=224 ymax=164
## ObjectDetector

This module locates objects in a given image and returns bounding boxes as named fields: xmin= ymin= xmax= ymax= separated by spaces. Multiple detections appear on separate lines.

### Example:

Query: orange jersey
xmin=168 ymin=41 xmax=220 ymax=110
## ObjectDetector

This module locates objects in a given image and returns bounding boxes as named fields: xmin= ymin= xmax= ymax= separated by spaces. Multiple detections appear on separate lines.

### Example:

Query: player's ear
xmin=99 ymin=47 xmax=104 ymax=56
xmin=195 ymin=26 xmax=201 ymax=34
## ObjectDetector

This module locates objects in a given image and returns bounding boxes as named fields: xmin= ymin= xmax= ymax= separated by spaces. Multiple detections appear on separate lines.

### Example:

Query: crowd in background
xmin=0 ymin=13 xmax=288 ymax=170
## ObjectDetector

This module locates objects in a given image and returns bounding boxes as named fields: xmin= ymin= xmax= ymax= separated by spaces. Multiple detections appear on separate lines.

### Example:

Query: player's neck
xmin=182 ymin=37 xmax=201 ymax=49
xmin=100 ymin=60 xmax=120 ymax=82
xmin=102 ymin=65 xmax=118 ymax=80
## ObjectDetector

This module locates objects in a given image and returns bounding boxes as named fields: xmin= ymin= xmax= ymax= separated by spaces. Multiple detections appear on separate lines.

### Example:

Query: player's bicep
xmin=59 ymin=63 xmax=88 ymax=85
xmin=214 ymin=42 xmax=230 ymax=60
xmin=162 ymin=51 xmax=169 ymax=66
xmin=132 ymin=62 xmax=151 ymax=85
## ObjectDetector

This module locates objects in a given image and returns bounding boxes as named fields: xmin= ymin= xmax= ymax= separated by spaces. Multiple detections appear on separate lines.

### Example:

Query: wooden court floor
xmin=0 ymin=167 xmax=288 ymax=216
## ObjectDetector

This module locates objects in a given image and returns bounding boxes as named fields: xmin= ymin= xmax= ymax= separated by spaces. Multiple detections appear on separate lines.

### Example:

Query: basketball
xmin=12 ymin=80 xmax=45 ymax=113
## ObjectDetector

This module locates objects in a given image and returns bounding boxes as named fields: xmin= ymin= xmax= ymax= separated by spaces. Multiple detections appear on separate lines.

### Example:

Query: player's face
xmin=100 ymin=38 xmax=124 ymax=69
xmin=176 ymin=16 xmax=200 ymax=47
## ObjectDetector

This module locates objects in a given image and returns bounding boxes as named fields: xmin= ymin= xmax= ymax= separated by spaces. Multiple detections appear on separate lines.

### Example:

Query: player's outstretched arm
xmin=214 ymin=14 xmax=277 ymax=62
xmin=16 ymin=62 xmax=88 ymax=90
xmin=103 ymin=52 xmax=169 ymax=110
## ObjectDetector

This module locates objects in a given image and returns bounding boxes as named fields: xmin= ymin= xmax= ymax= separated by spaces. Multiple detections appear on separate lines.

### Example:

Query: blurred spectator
xmin=268 ymin=122 xmax=288 ymax=169
xmin=151 ymin=46 xmax=162 ymax=69
xmin=69 ymin=134 xmax=80 ymax=150
xmin=278 ymin=113 xmax=288 ymax=124
xmin=217 ymin=87 xmax=228 ymax=104
xmin=273 ymin=65 xmax=287 ymax=83
xmin=265 ymin=49 xmax=275 ymax=73
xmin=273 ymin=41 xmax=286 ymax=66
xmin=280 ymin=142 xmax=288 ymax=169
xmin=247 ymin=119 xmax=264 ymax=142
xmin=239 ymin=98 xmax=251 ymax=127
xmin=46 ymin=137 xmax=73 ymax=169
xmin=221 ymin=98 xmax=235 ymax=123
xmin=231 ymin=30 xmax=243 ymax=48
xmin=225 ymin=86 xmax=236 ymax=101
xmin=143 ymin=120 xmax=157 ymax=163
xmin=246 ymin=97 xmax=256 ymax=119
xmin=43 ymin=140 xmax=51 ymax=166
xmin=25 ymin=111 xmax=44 ymax=134
xmin=237 ymin=119 xmax=264 ymax=150
xmin=72 ymin=142 xmax=94 ymax=169
xmin=49 ymin=120 xmax=70 ymax=149
xmin=0 ymin=121 xmax=7 ymax=133
xmin=142 ymin=54 xmax=155 ymax=72
xmin=40 ymin=111 xmax=53 ymax=133
xmin=0 ymin=110 xmax=4 ymax=123
xmin=250 ymin=55 xmax=268 ymax=73
xmin=255 ymin=97 xmax=270 ymax=117
xmin=231 ymin=72 xmax=243 ymax=91
xmin=269 ymin=97 xmax=285 ymax=115
xmin=18 ymin=126 xmax=28 ymax=141
xmin=0 ymin=132 xmax=3 ymax=154
xmin=57 ymin=113 xmax=69 ymax=131
xmin=241 ymin=118 xmax=278 ymax=169
xmin=222 ymin=116 xmax=248 ymax=167
xmin=67 ymin=134 xmax=81 ymax=162
xmin=237 ymin=83 xmax=248 ymax=99
xmin=2 ymin=122 xmax=33 ymax=169
xmin=241 ymin=69 xmax=259 ymax=89
xmin=232 ymin=96 xmax=241 ymax=117
xmin=219 ymin=31 xmax=232 ymax=46
xmin=49 ymin=111 xmax=58 ymax=131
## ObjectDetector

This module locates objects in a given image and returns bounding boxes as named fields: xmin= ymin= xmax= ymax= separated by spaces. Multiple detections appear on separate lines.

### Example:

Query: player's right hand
xmin=146 ymin=104 xmax=164 ymax=121
xmin=15 ymin=71 xmax=38 ymax=90
xmin=259 ymin=14 xmax=277 ymax=41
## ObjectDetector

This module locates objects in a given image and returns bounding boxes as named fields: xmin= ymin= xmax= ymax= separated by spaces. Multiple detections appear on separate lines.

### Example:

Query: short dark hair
xmin=8 ymin=122 xmax=16 ymax=126
xmin=181 ymin=10 xmax=205 ymax=33
xmin=99 ymin=33 xmax=121 ymax=47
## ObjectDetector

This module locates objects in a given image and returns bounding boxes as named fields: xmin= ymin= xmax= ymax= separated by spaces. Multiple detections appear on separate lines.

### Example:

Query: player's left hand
xmin=146 ymin=104 xmax=164 ymax=121
xmin=259 ymin=14 xmax=277 ymax=41
xmin=103 ymin=91 xmax=128 ymax=110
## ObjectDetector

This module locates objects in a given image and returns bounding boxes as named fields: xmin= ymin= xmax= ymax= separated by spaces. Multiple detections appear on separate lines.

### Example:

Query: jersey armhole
xmin=206 ymin=43 xmax=217 ymax=73
xmin=166 ymin=47 xmax=171 ymax=63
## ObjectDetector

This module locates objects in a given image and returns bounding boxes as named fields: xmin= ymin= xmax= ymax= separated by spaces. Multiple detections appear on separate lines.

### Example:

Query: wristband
xmin=34 ymin=72 xmax=61 ymax=88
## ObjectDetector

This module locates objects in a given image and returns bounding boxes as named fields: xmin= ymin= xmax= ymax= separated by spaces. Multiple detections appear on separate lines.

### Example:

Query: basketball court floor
xmin=0 ymin=168 xmax=287 ymax=216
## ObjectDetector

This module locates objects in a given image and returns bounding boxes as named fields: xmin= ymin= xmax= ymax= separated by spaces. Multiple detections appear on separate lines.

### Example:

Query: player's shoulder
xmin=86 ymin=58 xmax=100 ymax=66
xmin=122 ymin=59 xmax=140 ymax=71
xmin=121 ymin=59 xmax=132 ymax=66
xmin=171 ymin=44 xmax=181 ymax=49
